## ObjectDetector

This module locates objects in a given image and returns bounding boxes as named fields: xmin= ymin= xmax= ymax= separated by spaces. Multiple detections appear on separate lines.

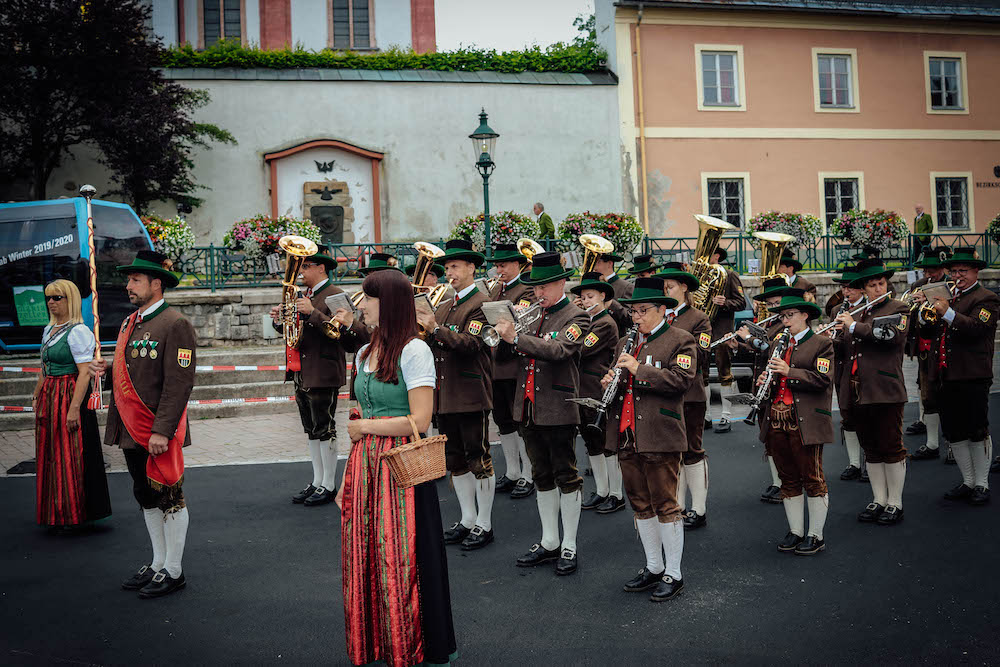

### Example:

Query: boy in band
xmin=826 ymin=268 xmax=866 ymax=482
xmin=778 ymin=250 xmax=817 ymax=301
xmin=569 ymin=272 xmax=622 ymax=513
xmin=406 ymin=261 xmax=444 ymax=288
xmin=594 ymin=251 xmax=634 ymax=336
xmin=628 ymin=254 xmax=661 ymax=280
xmin=358 ymin=252 xmax=403 ymax=275
xmin=602 ymin=277 xmax=698 ymax=601
xmin=704 ymin=247 xmax=745 ymax=433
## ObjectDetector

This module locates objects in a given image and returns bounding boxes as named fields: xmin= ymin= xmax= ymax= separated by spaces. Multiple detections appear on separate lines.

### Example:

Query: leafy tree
xmin=573 ymin=13 xmax=597 ymax=46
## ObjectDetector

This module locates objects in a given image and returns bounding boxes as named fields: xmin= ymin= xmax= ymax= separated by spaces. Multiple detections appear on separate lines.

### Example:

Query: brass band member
xmin=833 ymin=259 xmax=910 ymax=525
xmin=406 ymin=261 xmax=444 ymax=288
xmin=656 ymin=262 xmax=712 ymax=530
xmin=705 ymin=247 xmax=745 ymax=434
xmin=757 ymin=293 xmax=834 ymax=555
xmin=416 ymin=240 xmax=496 ymax=551
xmin=602 ymin=277 xmax=698 ymax=601
xmin=569 ymin=272 xmax=622 ymax=513
xmin=495 ymin=252 xmax=590 ymax=576
xmin=829 ymin=268 xmax=866 ymax=482
xmin=594 ymin=250 xmax=634 ymax=335
xmin=778 ymin=250 xmax=817 ymax=301
xmin=628 ymin=254 xmax=661 ymax=280
xmin=358 ymin=252 xmax=403 ymax=275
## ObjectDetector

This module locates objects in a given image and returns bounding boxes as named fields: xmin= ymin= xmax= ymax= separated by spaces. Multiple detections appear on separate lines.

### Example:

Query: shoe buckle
xmin=662 ymin=575 xmax=674 ymax=583
xmin=515 ymin=479 xmax=528 ymax=488
xmin=529 ymin=543 xmax=540 ymax=553
xmin=865 ymin=503 xmax=879 ymax=511
xmin=137 ymin=565 xmax=149 ymax=575
xmin=469 ymin=526 xmax=483 ymax=536
xmin=560 ymin=548 xmax=576 ymax=559
xmin=151 ymin=572 xmax=166 ymax=584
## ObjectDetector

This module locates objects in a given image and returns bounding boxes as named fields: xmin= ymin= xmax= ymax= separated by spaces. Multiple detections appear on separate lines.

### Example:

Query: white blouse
xmin=357 ymin=338 xmax=436 ymax=391
xmin=42 ymin=324 xmax=96 ymax=364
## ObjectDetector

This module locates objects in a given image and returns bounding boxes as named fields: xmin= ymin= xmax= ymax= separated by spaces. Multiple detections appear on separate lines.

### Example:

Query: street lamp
xmin=469 ymin=108 xmax=499 ymax=258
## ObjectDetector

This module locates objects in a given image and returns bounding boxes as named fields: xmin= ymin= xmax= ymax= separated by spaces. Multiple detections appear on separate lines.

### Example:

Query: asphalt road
xmin=3 ymin=398 xmax=998 ymax=666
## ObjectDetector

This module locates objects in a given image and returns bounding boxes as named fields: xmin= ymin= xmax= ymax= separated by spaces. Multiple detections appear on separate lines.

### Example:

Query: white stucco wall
xmin=291 ymin=0 xmax=328 ymax=50
xmin=375 ymin=1 xmax=412 ymax=50
xmin=595 ymin=0 xmax=617 ymax=75
xmin=151 ymin=0 xmax=178 ymax=47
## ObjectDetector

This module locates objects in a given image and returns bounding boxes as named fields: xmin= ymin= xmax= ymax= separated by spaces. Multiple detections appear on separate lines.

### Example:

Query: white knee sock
xmin=560 ymin=489 xmax=582 ymax=554
xmin=607 ymin=455 xmax=624 ymax=500
xmin=720 ymin=384 xmax=734 ymax=419
xmin=806 ymin=495 xmax=828 ymax=540
xmin=518 ymin=438 xmax=533 ymax=483
xmin=919 ymin=402 xmax=925 ymax=422
xmin=704 ymin=383 xmax=714 ymax=420
xmin=500 ymin=433 xmax=521 ymax=481
xmin=924 ymin=413 xmax=940 ymax=450
xmin=635 ymin=517 xmax=664 ymax=574
xmin=658 ymin=520 xmax=684 ymax=580
xmin=783 ymin=494 xmax=805 ymax=537
xmin=452 ymin=473 xmax=478 ymax=529
xmin=320 ymin=440 xmax=338 ymax=490
xmin=951 ymin=441 xmax=975 ymax=487
xmin=969 ymin=439 xmax=992 ymax=489
xmin=589 ymin=454 xmax=610 ymax=498
xmin=867 ymin=462 xmax=888 ymax=506
xmin=768 ymin=456 xmax=781 ymax=487
xmin=163 ymin=507 xmax=189 ymax=579
xmin=142 ymin=508 xmax=166 ymax=571
xmin=844 ymin=430 xmax=862 ymax=467
xmin=884 ymin=460 xmax=906 ymax=508
xmin=475 ymin=475 xmax=496 ymax=531
xmin=687 ymin=460 xmax=709 ymax=516
xmin=537 ymin=489 xmax=560 ymax=551
xmin=308 ymin=438 xmax=323 ymax=487
xmin=677 ymin=465 xmax=688 ymax=510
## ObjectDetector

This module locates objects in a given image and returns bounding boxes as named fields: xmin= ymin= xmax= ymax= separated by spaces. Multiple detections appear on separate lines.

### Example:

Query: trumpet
xmin=814 ymin=291 xmax=892 ymax=337
xmin=480 ymin=302 xmax=544 ymax=348
xmin=320 ymin=290 xmax=365 ymax=340
xmin=900 ymin=280 xmax=955 ymax=325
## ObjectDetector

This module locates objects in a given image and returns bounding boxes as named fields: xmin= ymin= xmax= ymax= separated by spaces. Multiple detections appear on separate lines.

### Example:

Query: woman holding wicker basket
xmin=334 ymin=268 xmax=457 ymax=667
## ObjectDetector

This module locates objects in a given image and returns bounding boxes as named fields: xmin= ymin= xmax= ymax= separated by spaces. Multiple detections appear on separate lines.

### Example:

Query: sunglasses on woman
xmin=45 ymin=295 xmax=65 ymax=302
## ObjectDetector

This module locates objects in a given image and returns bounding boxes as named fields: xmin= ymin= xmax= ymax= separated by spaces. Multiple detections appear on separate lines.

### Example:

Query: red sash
xmin=112 ymin=311 xmax=186 ymax=488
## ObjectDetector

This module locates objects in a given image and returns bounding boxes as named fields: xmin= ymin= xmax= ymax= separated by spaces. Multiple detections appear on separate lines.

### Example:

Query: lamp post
xmin=469 ymin=108 xmax=499 ymax=258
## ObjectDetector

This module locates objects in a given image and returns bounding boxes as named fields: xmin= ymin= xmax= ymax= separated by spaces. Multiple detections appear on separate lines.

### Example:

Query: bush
xmin=829 ymin=209 xmax=909 ymax=251
xmin=223 ymin=214 xmax=321 ymax=261
xmin=987 ymin=213 xmax=1000 ymax=244
xmin=141 ymin=214 xmax=196 ymax=261
xmin=449 ymin=211 xmax=539 ymax=252
xmin=558 ymin=212 xmax=644 ymax=255
xmin=746 ymin=211 xmax=823 ymax=251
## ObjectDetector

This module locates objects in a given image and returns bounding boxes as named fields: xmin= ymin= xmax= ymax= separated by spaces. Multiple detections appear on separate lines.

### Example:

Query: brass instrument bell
xmin=277 ymin=235 xmax=319 ymax=348
xmin=579 ymin=234 xmax=615 ymax=275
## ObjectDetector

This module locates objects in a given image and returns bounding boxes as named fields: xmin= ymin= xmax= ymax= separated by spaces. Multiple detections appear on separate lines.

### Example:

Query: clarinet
xmin=584 ymin=324 xmax=640 ymax=438
xmin=744 ymin=327 xmax=791 ymax=426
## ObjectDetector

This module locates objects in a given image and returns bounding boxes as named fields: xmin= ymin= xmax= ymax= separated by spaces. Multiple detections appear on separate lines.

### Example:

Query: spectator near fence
xmin=913 ymin=204 xmax=934 ymax=264
xmin=534 ymin=203 xmax=555 ymax=239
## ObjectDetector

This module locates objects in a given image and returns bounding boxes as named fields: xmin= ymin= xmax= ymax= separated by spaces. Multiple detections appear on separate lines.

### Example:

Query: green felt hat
xmin=570 ymin=271 xmax=615 ymax=300
xmin=769 ymin=290 xmax=821 ymax=319
xmin=440 ymin=239 xmax=486 ymax=267
xmin=598 ymin=251 xmax=624 ymax=264
xmin=942 ymin=246 xmax=986 ymax=269
xmin=914 ymin=247 xmax=952 ymax=269
xmin=486 ymin=243 xmax=528 ymax=264
xmin=779 ymin=249 xmax=802 ymax=272
xmin=311 ymin=245 xmax=339 ymax=270
xmin=358 ymin=253 xmax=402 ymax=275
xmin=833 ymin=266 xmax=859 ymax=285
xmin=753 ymin=276 xmax=794 ymax=301
xmin=619 ymin=277 xmax=678 ymax=308
xmin=653 ymin=261 xmax=699 ymax=291
xmin=521 ymin=251 xmax=575 ymax=285
xmin=116 ymin=250 xmax=180 ymax=288
xmin=405 ymin=262 xmax=444 ymax=279
xmin=627 ymin=253 xmax=659 ymax=275
xmin=848 ymin=258 xmax=893 ymax=288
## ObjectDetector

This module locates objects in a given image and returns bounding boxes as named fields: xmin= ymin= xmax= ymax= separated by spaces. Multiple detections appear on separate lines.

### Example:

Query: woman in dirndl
xmin=334 ymin=268 xmax=457 ymax=667
xmin=32 ymin=279 xmax=112 ymax=531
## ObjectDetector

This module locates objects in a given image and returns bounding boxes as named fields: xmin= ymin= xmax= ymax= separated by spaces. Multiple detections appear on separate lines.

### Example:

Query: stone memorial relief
xmin=303 ymin=180 xmax=355 ymax=245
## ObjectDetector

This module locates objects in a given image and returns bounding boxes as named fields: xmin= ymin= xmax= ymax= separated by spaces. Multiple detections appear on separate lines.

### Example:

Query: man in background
xmin=534 ymin=203 xmax=555 ymax=240
xmin=913 ymin=204 xmax=934 ymax=264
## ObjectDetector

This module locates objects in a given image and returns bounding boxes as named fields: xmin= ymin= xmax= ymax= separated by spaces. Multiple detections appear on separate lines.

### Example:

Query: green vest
xmin=42 ymin=324 xmax=84 ymax=377
xmin=355 ymin=351 xmax=412 ymax=418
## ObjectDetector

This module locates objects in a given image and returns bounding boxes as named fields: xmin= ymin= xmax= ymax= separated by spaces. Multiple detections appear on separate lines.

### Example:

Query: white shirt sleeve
xmin=67 ymin=325 xmax=97 ymax=363
xmin=400 ymin=339 xmax=436 ymax=391
xmin=943 ymin=308 xmax=956 ymax=324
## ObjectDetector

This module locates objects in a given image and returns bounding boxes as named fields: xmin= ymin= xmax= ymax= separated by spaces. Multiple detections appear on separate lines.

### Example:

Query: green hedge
xmin=161 ymin=40 xmax=608 ymax=73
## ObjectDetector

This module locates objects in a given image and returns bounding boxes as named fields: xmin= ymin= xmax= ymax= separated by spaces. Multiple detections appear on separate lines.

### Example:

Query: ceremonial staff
xmin=80 ymin=184 xmax=103 ymax=410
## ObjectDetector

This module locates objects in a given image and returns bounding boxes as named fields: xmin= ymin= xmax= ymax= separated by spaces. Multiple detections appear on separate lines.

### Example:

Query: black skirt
xmin=413 ymin=479 xmax=457 ymax=665
xmin=80 ymin=406 xmax=112 ymax=522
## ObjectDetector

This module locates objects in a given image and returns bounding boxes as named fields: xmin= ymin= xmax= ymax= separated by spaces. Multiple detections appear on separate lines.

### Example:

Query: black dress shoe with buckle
xmin=682 ymin=509 xmax=707 ymax=530
xmin=876 ymin=505 xmax=904 ymax=525
xmin=138 ymin=570 xmax=186 ymax=599
xmin=510 ymin=479 xmax=536 ymax=499
xmin=443 ymin=522 xmax=472 ymax=545
xmin=623 ymin=567 xmax=663 ymax=592
xmin=713 ymin=417 xmax=731 ymax=434
xmin=122 ymin=565 xmax=156 ymax=591
xmin=596 ymin=495 xmax=626 ymax=514
xmin=944 ymin=447 xmax=956 ymax=465
xmin=859 ymin=466 xmax=869 ymax=482
xmin=857 ymin=502 xmax=884 ymax=523
xmin=910 ymin=445 xmax=939 ymax=461
xmin=840 ymin=465 xmax=861 ymax=480
xmin=495 ymin=475 xmax=516 ymax=493
xmin=460 ymin=526 xmax=494 ymax=551
xmin=944 ymin=483 xmax=973 ymax=501
xmin=777 ymin=532 xmax=804 ymax=553
xmin=650 ymin=575 xmax=684 ymax=602
xmin=704 ymin=419 xmax=713 ymax=430
xmin=969 ymin=486 xmax=991 ymax=505
xmin=991 ymin=456 xmax=1000 ymax=473
xmin=516 ymin=543 xmax=560 ymax=567
xmin=905 ymin=420 xmax=927 ymax=435
xmin=760 ymin=485 xmax=782 ymax=504
xmin=555 ymin=548 xmax=578 ymax=576
xmin=292 ymin=484 xmax=317 ymax=504
xmin=303 ymin=486 xmax=334 ymax=506
xmin=794 ymin=536 xmax=825 ymax=556
xmin=582 ymin=492 xmax=608 ymax=511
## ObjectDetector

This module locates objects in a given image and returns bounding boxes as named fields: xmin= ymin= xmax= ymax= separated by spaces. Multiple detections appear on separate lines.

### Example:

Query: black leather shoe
xmin=510 ymin=479 xmax=536 ymax=499
xmin=944 ymin=447 xmax=956 ymax=465
xmin=443 ymin=522 xmax=472 ymax=545
xmin=991 ymin=456 xmax=1000 ymax=473
xmin=944 ymin=483 xmax=973 ymax=501
xmin=859 ymin=466 xmax=869 ymax=482
xmin=704 ymin=419 xmax=712 ymax=430
xmin=682 ymin=509 xmax=707 ymax=530
xmin=303 ymin=486 xmax=334 ymax=506
xmin=292 ymin=484 xmax=317 ymax=504
xmin=794 ymin=536 xmax=825 ymax=556
xmin=516 ymin=543 xmax=560 ymax=567
xmin=969 ymin=486 xmax=991 ymax=506
xmin=121 ymin=565 xmax=156 ymax=591
xmin=650 ymin=575 xmax=684 ymax=602
xmin=905 ymin=420 xmax=927 ymax=435
xmin=840 ymin=465 xmax=861 ymax=480
xmin=876 ymin=505 xmax=904 ymax=525
xmin=596 ymin=495 xmax=626 ymax=514
xmin=495 ymin=475 xmax=516 ymax=493
xmin=760 ymin=485 xmax=782 ymax=504
xmin=555 ymin=548 xmax=578 ymax=576
xmin=460 ymin=526 xmax=494 ymax=551
xmin=582 ymin=492 xmax=608 ymax=510
xmin=857 ymin=502 xmax=884 ymax=523
xmin=138 ymin=570 xmax=186 ymax=598
xmin=713 ymin=417 xmax=731 ymax=434
xmin=910 ymin=445 xmax=940 ymax=461
xmin=777 ymin=532 xmax=804 ymax=552
xmin=623 ymin=567 xmax=663 ymax=592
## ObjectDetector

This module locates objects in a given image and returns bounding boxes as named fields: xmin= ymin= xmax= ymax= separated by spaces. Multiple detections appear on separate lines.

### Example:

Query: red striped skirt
xmin=34 ymin=375 xmax=86 ymax=526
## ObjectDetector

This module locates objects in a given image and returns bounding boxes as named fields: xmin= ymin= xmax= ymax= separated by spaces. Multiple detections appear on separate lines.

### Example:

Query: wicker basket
xmin=379 ymin=415 xmax=447 ymax=489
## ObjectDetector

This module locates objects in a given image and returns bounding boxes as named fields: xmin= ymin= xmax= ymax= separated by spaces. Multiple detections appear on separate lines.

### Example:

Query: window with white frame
xmin=333 ymin=0 xmax=372 ymax=50
xmin=817 ymin=54 xmax=853 ymax=108
xmin=823 ymin=178 xmax=859 ymax=225
xmin=935 ymin=177 xmax=969 ymax=229
xmin=707 ymin=178 xmax=745 ymax=227
xmin=701 ymin=52 xmax=740 ymax=107
xmin=203 ymin=0 xmax=241 ymax=47
xmin=929 ymin=57 xmax=963 ymax=110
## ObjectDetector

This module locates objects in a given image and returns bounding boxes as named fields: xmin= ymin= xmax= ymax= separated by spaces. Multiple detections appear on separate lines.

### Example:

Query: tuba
xmin=579 ymin=234 xmax=615 ymax=275
xmin=751 ymin=231 xmax=795 ymax=322
xmin=517 ymin=237 xmax=545 ymax=275
xmin=278 ymin=235 xmax=319 ymax=348
xmin=690 ymin=215 xmax=736 ymax=320
xmin=411 ymin=241 xmax=445 ymax=291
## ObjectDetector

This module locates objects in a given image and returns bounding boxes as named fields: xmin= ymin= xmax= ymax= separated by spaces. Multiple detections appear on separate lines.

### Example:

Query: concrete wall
xmin=376 ymin=1 xmax=413 ymax=50
xmin=290 ymin=0 xmax=327 ymax=50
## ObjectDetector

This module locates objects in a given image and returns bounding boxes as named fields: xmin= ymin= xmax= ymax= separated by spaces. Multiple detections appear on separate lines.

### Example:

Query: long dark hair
xmin=359 ymin=269 xmax=418 ymax=384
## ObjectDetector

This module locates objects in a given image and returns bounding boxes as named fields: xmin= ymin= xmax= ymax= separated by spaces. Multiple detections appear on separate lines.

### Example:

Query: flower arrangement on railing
xmin=829 ymin=209 xmax=909 ymax=251
xmin=746 ymin=211 xmax=823 ymax=250
xmin=987 ymin=212 xmax=1000 ymax=244
xmin=222 ymin=214 xmax=322 ymax=261
xmin=558 ymin=212 xmax=644 ymax=255
xmin=448 ymin=211 xmax=539 ymax=252
xmin=141 ymin=215 xmax=197 ymax=262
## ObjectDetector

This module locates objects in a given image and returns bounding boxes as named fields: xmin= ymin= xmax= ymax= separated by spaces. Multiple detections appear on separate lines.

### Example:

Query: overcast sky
xmin=435 ymin=0 xmax=594 ymax=52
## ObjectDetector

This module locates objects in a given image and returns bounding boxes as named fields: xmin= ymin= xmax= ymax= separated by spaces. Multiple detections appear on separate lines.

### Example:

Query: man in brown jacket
xmin=594 ymin=251 xmax=634 ymax=335
xmin=921 ymin=248 xmax=999 ymax=504
xmin=705 ymin=247 xmax=746 ymax=433
xmin=415 ymin=239 xmax=496 ymax=550
xmin=495 ymin=252 xmax=590 ymax=575
xmin=602 ymin=278 xmax=698 ymax=601
xmin=270 ymin=247 xmax=348 ymax=507
xmin=94 ymin=251 xmax=195 ymax=599
xmin=834 ymin=259 xmax=911 ymax=525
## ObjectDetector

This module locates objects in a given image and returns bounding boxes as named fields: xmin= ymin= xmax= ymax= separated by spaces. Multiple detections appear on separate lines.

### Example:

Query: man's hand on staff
xmin=88 ymin=358 xmax=107 ymax=379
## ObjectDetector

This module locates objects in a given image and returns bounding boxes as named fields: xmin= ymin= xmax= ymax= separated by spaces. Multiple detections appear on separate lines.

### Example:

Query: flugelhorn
xmin=579 ymin=234 xmax=614 ymax=275
xmin=278 ymin=235 xmax=318 ymax=348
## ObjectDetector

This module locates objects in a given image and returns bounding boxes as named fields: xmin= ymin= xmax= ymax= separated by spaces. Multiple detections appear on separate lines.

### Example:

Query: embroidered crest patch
xmin=518 ymin=299 xmax=532 ymax=309
xmin=980 ymin=308 xmax=992 ymax=323
xmin=584 ymin=332 xmax=600 ymax=348
xmin=565 ymin=324 xmax=582 ymax=341
xmin=897 ymin=314 xmax=908 ymax=331
xmin=699 ymin=332 xmax=711 ymax=349
xmin=468 ymin=320 xmax=483 ymax=335
xmin=177 ymin=348 xmax=192 ymax=368
xmin=817 ymin=357 xmax=830 ymax=374
xmin=676 ymin=354 xmax=692 ymax=370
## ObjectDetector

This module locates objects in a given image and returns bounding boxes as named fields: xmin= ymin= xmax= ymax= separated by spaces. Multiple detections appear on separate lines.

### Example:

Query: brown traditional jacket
xmin=711 ymin=268 xmax=746 ymax=338
xmin=104 ymin=303 xmax=196 ymax=449
xmin=757 ymin=329 xmax=835 ymax=446
xmin=578 ymin=309 xmax=619 ymax=400
xmin=834 ymin=297 xmax=910 ymax=405
xmin=917 ymin=282 xmax=1000 ymax=383
xmin=512 ymin=297 xmax=591 ymax=426
xmin=832 ymin=296 xmax=865 ymax=387
xmin=607 ymin=274 xmax=635 ymax=335
xmin=488 ymin=276 xmax=534 ymax=381
xmin=604 ymin=322 xmax=698 ymax=453
xmin=272 ymin=281 xmax=349 ymax=390
xmin=430 ymin=285 xmax=493 ymax=414
xmin=670 ymin=303 xmax=711 ymax=403
xmin=904 ymin=275 xmax=931 ymax=358
xmin=790 ymin=274 xmax=817 ymax=300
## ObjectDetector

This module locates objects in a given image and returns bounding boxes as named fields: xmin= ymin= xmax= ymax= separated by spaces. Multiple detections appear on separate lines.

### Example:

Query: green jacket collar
xmin=455 ymin=286 xmax=480 ymax=307
xmin=594 ymin=309 xmax=609 ymax=320
xmin=140 ymin=301 xmax=169 ymax=323
xmin=606 ymin=274 xmax=620 ymax=284
xmin=546 ymin=296 xmax=569 ymax=313
xmin=646 ymin=319 xmax=669 ymax=343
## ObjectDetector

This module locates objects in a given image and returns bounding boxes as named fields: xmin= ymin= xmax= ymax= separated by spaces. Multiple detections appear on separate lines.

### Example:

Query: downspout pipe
xmin=635 ymin=4 xmax=649 ymax=234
